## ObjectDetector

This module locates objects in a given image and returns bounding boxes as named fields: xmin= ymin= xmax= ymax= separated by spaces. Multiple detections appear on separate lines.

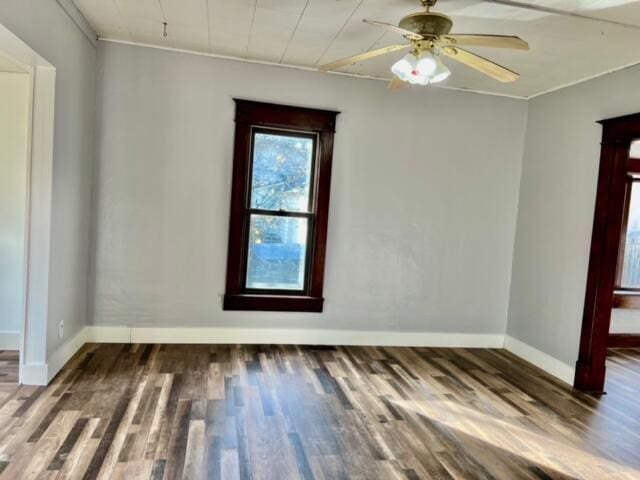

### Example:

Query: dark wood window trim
xmin=608 ymin=333 xmax=640 ymax=348
xmin=612 ymin=291 xmax=640 ymax=309
xmin=223 ymin=99 xmax=339 ymax=312
xmin=576 ymin=112 xmax=640 ymax=393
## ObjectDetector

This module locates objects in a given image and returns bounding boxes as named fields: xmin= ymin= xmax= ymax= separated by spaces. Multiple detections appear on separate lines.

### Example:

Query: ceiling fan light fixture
xmin=429 ymin=56 xmax=451 ymax=83
xmin=391 ymin=51 xmax=449 ymax=85
xmin=320 ymin=3 xmax=528 ymax=86
xmin=391 ymin=52 xmax=437 ymax=85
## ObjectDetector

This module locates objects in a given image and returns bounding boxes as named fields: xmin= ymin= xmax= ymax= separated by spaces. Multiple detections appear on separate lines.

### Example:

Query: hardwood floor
xmin=0 ymin=350 xmax=19 ymax=406
xmin=0 ymin=344 xmax=639 ymax=479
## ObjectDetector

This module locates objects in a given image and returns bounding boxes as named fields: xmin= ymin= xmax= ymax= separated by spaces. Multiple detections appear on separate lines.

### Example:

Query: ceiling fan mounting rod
xmin=421 ymin=0 xmax=438 ymax=12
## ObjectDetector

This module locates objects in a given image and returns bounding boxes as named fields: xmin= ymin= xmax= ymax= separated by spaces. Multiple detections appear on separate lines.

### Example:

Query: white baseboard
xmin=86 ymin=326 xmax=505 ymax=348
xmin=86 ymin=325 xmax=131 ymax=343
xmin=0 ymin=331 xmax=20 ymax=350
xmin=21 ymin=327 xmax=578 ymax=387
xmin=504 ymin=335 xmax=575 ymax=385
xmin=21 ymin=327 xmax=90 ymax=386
xmin=19 ymin=325 xmax=503 ymax=385
xmin=46 ymin=327 xmax=89 ymax=383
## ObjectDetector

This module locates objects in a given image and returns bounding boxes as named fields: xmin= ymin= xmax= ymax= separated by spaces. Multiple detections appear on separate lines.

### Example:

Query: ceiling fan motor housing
xmin=399 ymin=12 xmax=453 ymax=36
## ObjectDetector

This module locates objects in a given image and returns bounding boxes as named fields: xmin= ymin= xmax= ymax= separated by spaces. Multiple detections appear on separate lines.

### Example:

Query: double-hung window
xmin=223 ymin=100 xmax=338 ymax=312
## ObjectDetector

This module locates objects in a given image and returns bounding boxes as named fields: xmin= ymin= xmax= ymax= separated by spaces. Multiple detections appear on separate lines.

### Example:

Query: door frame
xmin=0 ymin=22 xmax=56 ymax=385
xmin=575 ymin=112 xmax=640 ymax=392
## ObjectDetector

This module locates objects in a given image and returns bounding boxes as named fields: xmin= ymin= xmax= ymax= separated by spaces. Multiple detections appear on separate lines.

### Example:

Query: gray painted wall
xmin=89 ymin=41 xmax=527 ymax=335
xmin=0 ymin=1 xmax=96 ymax=358
xmin=507 ymin=63 xmax=640 ymax=366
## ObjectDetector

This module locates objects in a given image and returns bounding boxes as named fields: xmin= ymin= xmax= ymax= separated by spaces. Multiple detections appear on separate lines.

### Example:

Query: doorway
xmin=0 ymin=22 xmax=56 ymax=385
xmin=576 ymin=113 xmax=640 ymax=392
xmin=0 ymin=55 xmax=30 ymax=397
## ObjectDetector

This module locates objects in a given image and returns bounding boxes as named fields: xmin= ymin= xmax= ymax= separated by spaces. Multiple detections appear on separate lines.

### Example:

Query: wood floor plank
xmin=1 ymin=345 xmax=640 ymax=479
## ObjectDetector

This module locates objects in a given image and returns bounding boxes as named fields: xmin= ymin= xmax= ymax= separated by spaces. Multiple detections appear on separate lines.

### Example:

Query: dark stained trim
xmin=223 ymin=99 xmax=339 ymax=312
xmin=612 ymin=292 xmax=640 ymax=309
xmin=627 ymin=158 xmax=640 ymax=173
xmin=223 ymin=294 xmax=323 ymax=312
xmin=234 ymin=99 xmax=338 ymax=133
xmin=608 ymin=333 xmax=640 ymax=348
xmin=576 ymin=113 xmax=639 ymax=392
xmin=599 ymin=112 xmax=640 ymax=142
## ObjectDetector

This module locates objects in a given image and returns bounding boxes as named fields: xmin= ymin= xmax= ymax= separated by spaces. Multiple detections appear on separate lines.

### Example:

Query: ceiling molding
xmin=57 ymin=0 xmax=97 ymax=47
xmin=528 ymin=58 xmax=640 ymax=99
xmin=99 ymin=36 xmax=640 ymax=101
xmin=97 ymin=38 xmax=528 ymax=100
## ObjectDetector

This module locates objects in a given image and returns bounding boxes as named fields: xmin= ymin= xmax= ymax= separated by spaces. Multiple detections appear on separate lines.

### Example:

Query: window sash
xmin=241 ymin=127 xmax=318 ymax=295
xmin=617 ymin=177 xmax=640 ymax=290
xmin=242 ymin=211 xmax=315 ymax=295
xmin=247 ymin=127 xmax=318 ymax=215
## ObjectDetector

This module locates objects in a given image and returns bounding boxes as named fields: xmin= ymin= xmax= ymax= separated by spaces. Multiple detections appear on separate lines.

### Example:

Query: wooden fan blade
xmin=319 ymin=44 xmax=410 ymax=72
xmin=363 ymin=19 xmax=424 ymax=40
xmin=388 ymin=76 xmax=408 ymax=91
xmin=442 ymin=34 xmax=529 ymax=50
xmin=443 ymin=47 xmax=519 ymax=83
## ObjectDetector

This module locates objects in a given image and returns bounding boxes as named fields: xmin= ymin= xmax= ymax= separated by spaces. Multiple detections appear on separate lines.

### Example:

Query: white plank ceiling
xmin=73 ymin=0 xmax=640 ymax=97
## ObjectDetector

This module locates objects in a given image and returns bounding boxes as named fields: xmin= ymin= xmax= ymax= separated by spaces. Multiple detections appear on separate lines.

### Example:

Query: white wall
xmin=507 ymin=64 xmax=640 ymax=367
xmin=0 ymin=72 xmax=29 ymax=348
xmin=0 ymin=1 xmax=96 ymax=360
xmin=90 ymin=41 xmax=527 ymax=337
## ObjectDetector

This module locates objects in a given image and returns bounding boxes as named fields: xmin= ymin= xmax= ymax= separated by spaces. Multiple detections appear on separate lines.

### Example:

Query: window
xmin=223 ymin=100 xmax=338 ymax=312
xmin=619 ymin=179 xmax=640 ymax=288
xmin=616 ymin=140 xmax=640 ymax=291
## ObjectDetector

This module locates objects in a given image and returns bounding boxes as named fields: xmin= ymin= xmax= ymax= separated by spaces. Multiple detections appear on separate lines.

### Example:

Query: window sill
xmin=223 ymin=294 xmax=324 ymax=312
xmin=613 ymin=291 xmax=640 ymax=309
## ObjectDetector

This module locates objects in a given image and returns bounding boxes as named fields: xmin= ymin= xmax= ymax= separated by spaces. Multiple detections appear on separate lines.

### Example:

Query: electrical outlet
xmin=58 ymin=319 xmax=64 ymax=340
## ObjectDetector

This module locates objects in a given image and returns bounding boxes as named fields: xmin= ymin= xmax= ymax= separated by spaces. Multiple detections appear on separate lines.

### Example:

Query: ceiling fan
xmin=319 ymin=0 xmax=529 ymax=88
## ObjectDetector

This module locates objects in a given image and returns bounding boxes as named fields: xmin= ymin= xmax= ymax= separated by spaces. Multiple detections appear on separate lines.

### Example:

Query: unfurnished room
xmin=1 ymin=0 xmax=640 ymax=478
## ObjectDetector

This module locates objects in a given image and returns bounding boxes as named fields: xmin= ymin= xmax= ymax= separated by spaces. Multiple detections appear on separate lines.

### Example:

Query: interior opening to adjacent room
xmin=0 ymin=53 xmax=29 ymax=398
xmin=0 ymin=21 xmax=56 ymax=386
xmin=577 ymin=114 xmax=640 ymax=392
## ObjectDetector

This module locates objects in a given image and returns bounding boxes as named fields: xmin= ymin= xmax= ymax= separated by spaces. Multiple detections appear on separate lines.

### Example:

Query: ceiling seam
xmin=365 ymin=31 xmax=389 ymax=55
xmin=279 ymin=0 xmax=310 ymax=64
xmin=313 ymin=0 xmax=366 ymax=67
xmin=206 ymin=0 xmax=212 ymax=53
xmin=111 ymin=0 xmax=133 ymax=43
xmin=245 ymin=0 xmax=258 ymax=59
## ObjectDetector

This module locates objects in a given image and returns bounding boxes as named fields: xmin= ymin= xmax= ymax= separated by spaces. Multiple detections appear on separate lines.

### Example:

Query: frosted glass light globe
xmin=391 ymin=51 xmax=447 ymax=85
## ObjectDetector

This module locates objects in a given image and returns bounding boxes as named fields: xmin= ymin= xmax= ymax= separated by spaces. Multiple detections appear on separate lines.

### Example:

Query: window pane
xmin=246 ymin=214 xmax=308 ymax=290
xmin=250 ymin=132 xmax=314 ymax=212
xmin=622 ymin=182 xmax=640 ymax=287
xmin=631 ymin=140 xmax=640 ymax=159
